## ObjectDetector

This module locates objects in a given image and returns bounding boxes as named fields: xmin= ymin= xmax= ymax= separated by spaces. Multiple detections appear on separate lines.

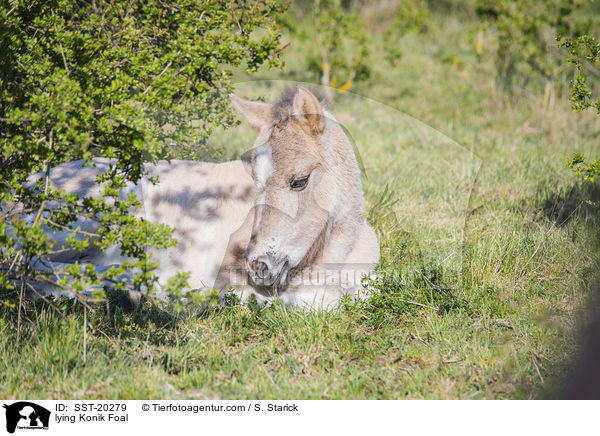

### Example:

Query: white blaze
xmin=254 ymin=145 xmax=273 ymax=189
xmin=254 ymin=144 xmax=273 ymax=227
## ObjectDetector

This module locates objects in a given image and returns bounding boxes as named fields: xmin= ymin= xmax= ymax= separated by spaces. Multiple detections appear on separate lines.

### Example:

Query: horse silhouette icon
xmin=3 ymin=402 xmax=50 ymax=433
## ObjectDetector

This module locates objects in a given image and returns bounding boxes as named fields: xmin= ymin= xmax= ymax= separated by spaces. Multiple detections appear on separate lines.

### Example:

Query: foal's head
xmin=230 ymin=87 xmax=349 ymax=289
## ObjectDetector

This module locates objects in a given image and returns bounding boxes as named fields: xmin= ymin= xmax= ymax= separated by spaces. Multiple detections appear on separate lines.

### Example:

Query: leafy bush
xmin=284 ymin=0 xmax=430 ymax=92
xmin=0 ymin=1 xmax=287 ymax=304
xmin=475 ymin=0 xmax=595 ymax=91
xmin=284 ymin=0 xmax=371 ymax=92
xmin=383 ymin=0 xmax=430 ymax=66
xmin=561 ymin=33 xmax=600 ymax=186
xmin=560 ymin=33 xmax=600 ymax=112
xmin=566 ymin=153 xmax=600 ymax=182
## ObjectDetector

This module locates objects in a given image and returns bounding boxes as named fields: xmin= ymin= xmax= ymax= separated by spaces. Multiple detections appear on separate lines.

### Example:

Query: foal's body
xmin=43 ymin=158 xmax=254 ymax=291
xmin=36 ymin=87 xmax=380 ymax=308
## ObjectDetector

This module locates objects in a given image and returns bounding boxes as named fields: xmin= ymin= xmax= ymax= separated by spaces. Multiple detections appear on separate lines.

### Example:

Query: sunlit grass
xmin=1 ymin=11 xmax=599 ymax=399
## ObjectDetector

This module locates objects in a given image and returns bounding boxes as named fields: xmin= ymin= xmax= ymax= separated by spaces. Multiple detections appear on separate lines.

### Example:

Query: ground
xmin=0 ymin=9 xmax=599 ymax=399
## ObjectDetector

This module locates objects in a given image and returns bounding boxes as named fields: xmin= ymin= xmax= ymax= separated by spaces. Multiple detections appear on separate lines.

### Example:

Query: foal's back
xmin=46 ymin=158 xmax=254 ymax=290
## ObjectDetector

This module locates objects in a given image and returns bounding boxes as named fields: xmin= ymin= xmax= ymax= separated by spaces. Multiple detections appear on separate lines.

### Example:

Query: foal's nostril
xmin=248 ymin=258 xmax=269 ymax=278
xmin=247 ymin=254 xmax=289 ymax=286
xmin=255 ymin=260 xmax=268 ymax=278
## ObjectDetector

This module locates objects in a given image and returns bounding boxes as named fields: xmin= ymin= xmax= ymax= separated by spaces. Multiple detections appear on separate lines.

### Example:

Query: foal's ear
xmin=229 ymin=94 xmax=272 ymax=131
xmin=293 ymin=87 xmax=325 ymax=135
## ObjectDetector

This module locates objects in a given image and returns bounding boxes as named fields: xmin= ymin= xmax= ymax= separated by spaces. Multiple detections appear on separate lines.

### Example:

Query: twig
xmin=0 ymin=117 xmax=32 ymax=122
xmin=0 ymin=208 xmax=36 ymax=222
xmin=418 ymin=270 xmax=449 ymax=297
xmin=532 ymin=356 xmax=544 ymax=384
xmin=7 ymin=252 xmax=22 ymax=275
xmin=370 ymin=295 xmax=439 ymax=311
xmin=397 ymin=299 xmax=439 ymax=311
xmin=58 ymin=41 xmax=70 ymax=75
xmin=51 ymin=9 xmax=70 ymax=75
xmin=151 ymin=61 xmax=172 ymax=79
xmin=25 ymin=282 xmax=61 ymax=314
xmin=35 ymin=273 xmax=98 ymax=312
xmin=94 ymin=326 xmax=115 ymax=344
xmin=74 ymin=293 xmax=96 ymax=312
xmin=144 ymin=330 xmax=154 ymax=367
xmin=558 ymin=200 xmax=584 ymax=227
xmin=143 ymin=61 xmax=173 ymax=95
xmin=231 ymin=3 xmax=244 ymax=35
xmin=43 ymin=218 xmax=101 ymax=238
xmin=33 ymin=129 xmax=53 ymax=226
xmin=83 ymin=304 xmax=87 ymax=365
xmin=516 ymin=222 xmax=555 ymax=283
xmin=15 ymin=275 xmax=25 ymax=362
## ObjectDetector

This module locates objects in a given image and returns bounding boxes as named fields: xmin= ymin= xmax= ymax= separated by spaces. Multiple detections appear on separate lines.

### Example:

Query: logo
xmin=2 ymin=402 xmax=50 ymax=434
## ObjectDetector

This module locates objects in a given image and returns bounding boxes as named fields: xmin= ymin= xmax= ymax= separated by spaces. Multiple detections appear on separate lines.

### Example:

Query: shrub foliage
xmin=561 ymin=33 xmax=600 ymax=184
xmin=0 ymin=0 xmax=287 ymax=301
xmin=475 ymin=0 xmax=595 ymax=86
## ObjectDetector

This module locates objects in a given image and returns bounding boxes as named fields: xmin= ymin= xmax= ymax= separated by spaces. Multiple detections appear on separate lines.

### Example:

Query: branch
xmin=0 ymin=208 xmax=36 ymax=222
xmin=43 ymin=217 xmax=101 ymax=238
xmin=143 ymin=61 xmax=173 ymax=95
xmin=25 ymin=282 xmax=62 ymax=313
xmin=0 ymin=117 xmax=32 ymax=122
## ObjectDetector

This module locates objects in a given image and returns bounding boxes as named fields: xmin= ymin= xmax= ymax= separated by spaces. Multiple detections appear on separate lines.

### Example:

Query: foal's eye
xmin=290 ymin=175 xmax=310 ymax=191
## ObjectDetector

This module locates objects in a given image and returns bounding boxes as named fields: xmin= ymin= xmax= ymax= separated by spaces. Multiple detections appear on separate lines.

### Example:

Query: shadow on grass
xmin=0 ymin=288 xmax=179 ymax=346
xmin=0 ymin=287 xmax=267 ymax=380
xmin=1 ymin=256 xmax=465 ymax=361
xmin=537 ymin=180 xmax=600 ymax=399
xmin=538 ymin=181 xmax=600 ymax=226
xmin=560 ymin=277 xmax=600 ymax=399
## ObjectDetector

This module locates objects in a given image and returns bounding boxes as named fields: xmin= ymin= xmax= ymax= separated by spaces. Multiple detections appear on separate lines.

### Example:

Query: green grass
xmin=1 ymin=9 xmax=599 ymax=399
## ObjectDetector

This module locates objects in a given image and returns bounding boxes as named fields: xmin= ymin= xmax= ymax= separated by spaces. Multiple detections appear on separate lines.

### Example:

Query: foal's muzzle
xmin=246 ymin=253 xmax=290 ymax=288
